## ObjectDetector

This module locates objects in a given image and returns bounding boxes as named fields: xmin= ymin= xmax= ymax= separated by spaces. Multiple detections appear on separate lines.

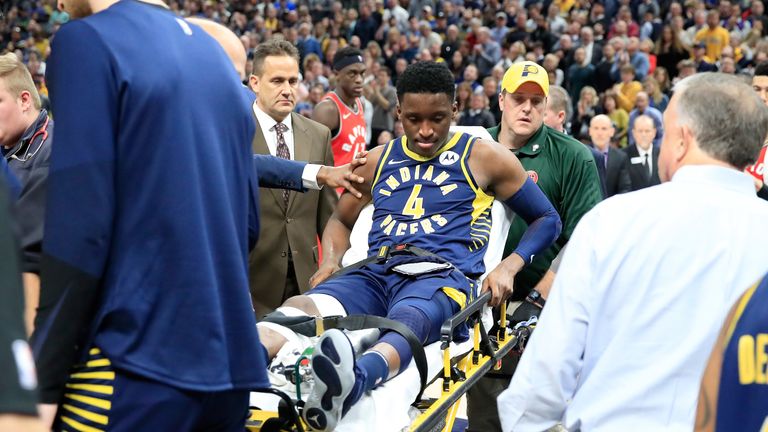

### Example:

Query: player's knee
xmin=387 ymin=305 xmax=431 ymax=343
xmin=378 ymin=306 xmax=432 ymax=373
xmin=283 ymin=295 xmax=320 ymax=315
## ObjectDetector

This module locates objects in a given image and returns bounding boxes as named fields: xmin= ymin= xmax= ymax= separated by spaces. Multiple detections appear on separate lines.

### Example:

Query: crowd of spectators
xmin=2 ymin=2 xmax=768 ymax=430
xmin=4 ymin=0 xmax=768 ymax=143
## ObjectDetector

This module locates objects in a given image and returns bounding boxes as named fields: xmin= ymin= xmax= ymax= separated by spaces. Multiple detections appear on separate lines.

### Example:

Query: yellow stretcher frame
xmin=246 ymin=291 xmax=520 ymax=432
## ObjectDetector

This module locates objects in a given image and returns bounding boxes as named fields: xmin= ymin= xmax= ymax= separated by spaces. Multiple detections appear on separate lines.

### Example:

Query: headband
xmin=333 ymin=53 xmax=364 ymax=71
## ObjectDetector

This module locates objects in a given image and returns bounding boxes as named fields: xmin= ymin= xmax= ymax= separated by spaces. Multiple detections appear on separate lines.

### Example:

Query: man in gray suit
xmin=248 ymin=40 xmax=338 ymax=318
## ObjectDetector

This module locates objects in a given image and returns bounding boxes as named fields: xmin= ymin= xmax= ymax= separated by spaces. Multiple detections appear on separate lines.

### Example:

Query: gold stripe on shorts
xmin=61 ymin=346 xmax=114 ymax=431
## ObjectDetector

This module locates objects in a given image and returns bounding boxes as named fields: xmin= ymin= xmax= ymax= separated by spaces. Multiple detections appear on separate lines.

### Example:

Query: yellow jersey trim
xmin=60 ymin=415 xmax=104 ymax=432
xmin=70 ymin=371 xmax=115 ymax=381
xmin=65 ymin=393 xmax=112 ymax=410
xmin=400 ymin=132 xmax=463 ymax=161
xmin=62 ymin=404 xmax=109 ymax=425
xmin=65 ymin=383 xmax=114 ymax=395
xmin=371 ymin=138 xmax=396 ymax=191
xmin=725 ymin=282 xmax=759 ymax=346
xmin=85 ymin=359 xmax=111 ymax=368
xmin=442 ymin=287 xmax=467 ymax=309
xmin=459 ymin=139 xmax=494 ymax=225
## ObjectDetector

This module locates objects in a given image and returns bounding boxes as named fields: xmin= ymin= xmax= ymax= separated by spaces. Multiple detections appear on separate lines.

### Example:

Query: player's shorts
xmin=54 ymin=347 xmax=249 ymax=432
xmin=310 ymin=255 xmax=475 ymax=341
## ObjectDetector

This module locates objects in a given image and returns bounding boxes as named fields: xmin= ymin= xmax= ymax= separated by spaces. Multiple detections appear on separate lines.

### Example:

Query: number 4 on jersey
xmin=403 ymin=185 xmax=425 ymax=219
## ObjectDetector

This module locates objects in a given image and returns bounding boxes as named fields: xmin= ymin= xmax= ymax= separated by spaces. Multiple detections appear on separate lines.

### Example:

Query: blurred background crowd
xmin=3 ymin=0 xmax=767 ymax=144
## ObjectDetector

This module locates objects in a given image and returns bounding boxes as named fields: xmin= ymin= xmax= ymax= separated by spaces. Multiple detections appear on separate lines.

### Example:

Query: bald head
xmin=632 ymin=115 xmax=656 ymax=150
xmin=187 ymin=17 xmax=247 ymax=81
xmin=635 ymin=91 xmax=649 ymax=111
xmin=589 ymin=114 xmax=615 ymax=150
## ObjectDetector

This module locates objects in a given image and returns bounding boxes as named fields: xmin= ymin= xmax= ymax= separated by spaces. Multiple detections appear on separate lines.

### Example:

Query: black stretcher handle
xmin=440 ymin=290 xmax=491 ymax=346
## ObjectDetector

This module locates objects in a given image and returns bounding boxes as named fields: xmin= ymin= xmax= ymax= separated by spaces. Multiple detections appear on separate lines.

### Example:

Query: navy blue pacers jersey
xmin=717 ymin=274 xmax=768 ymax=431
xmin=369 ymin=132 xmax=494 ymax=279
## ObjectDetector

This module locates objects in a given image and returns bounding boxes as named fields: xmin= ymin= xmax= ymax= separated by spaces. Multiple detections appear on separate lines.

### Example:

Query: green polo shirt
xmin=487 ymin=124 xmax=603 ymax=299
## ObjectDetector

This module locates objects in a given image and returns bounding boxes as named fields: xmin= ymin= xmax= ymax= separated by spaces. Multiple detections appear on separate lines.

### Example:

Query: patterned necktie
xmin=272 ymin=122 xmax=291 ymax=207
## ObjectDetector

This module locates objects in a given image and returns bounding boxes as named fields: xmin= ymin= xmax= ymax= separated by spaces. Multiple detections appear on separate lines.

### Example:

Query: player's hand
xmin=0 ymin=414 xmax=48 ymax=432
xmin=481 ymin=254 xmax=525 ymax=307
xmin=317 ymin=151 xmax=368 ymax=198
xmin=310 ymin=263 xmax=340 ymax=288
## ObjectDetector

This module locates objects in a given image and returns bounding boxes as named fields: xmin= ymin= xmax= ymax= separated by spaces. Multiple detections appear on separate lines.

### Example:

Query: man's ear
xmin=18 ymin=91 xmax=32 ymax=112
xmin=452 ymin=101 xmax=458 ymax=119
xmin=248 ymin=74 xmax=259 ymax=92
xmin=678 ymin=124 xmax=694 ymax=162
xmin=396 ymin=103 xmax=402 ymax=120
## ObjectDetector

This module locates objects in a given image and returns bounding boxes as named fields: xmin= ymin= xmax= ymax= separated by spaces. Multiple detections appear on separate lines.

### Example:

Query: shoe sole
xmin=302 ymin=329 xmax=355 ymax=431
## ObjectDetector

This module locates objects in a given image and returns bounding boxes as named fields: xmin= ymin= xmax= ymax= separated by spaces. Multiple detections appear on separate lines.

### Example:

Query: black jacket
xmin=4 ymin=110 xmax=53 ymax=274
xmin=624 ymin=145 xmax=661 ymax=191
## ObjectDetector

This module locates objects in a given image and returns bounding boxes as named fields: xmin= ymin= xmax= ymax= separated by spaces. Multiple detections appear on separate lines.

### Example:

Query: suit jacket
xmin=624 ymin=145 xmax=661 ymax=191
xmin=253 ymin=154 xmax=305 ymax=191
xmin=599 ymin=146 xmax=631 ymax=197
xmin=249 ymin=112 xmax=337 ymax=318
xmin=587 ymin=146 xmax=608 ymax=198
xmin=587 ymin=41 xmax=604 ymax=66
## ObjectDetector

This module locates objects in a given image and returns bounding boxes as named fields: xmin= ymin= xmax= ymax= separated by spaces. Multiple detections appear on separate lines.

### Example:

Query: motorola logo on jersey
xmin=439 ymin=151 xmax=460 ymax=166
xmin=527 ymin=170 xmax=539 ymax=183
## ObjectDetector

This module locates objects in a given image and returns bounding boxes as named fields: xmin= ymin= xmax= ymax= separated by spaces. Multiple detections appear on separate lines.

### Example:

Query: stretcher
xmin=248 ymin=127 xmax=533 ymax=432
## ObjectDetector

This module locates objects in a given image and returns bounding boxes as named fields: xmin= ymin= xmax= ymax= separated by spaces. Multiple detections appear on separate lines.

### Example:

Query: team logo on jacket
xmin=527 ymin=170 xmax=539 ymax=183
xmin=439 ymin=151 xmax=459 ymax=166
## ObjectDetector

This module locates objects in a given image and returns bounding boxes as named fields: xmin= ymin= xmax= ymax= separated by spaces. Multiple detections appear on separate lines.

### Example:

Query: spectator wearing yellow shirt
xmin=32 ymin=35 xmax=49 ymax=60
xmin=603 ymin=90 xmax=630 ymax=147
xmin=264 ymin=5 xmax=280 ymax=32
xmin=613 ymin=64 xmax=643 ymax=113
xmin=553 ymin=0 xmax=575 ymax=16
xmin=694 ymin=11 xmax=730 ymax=60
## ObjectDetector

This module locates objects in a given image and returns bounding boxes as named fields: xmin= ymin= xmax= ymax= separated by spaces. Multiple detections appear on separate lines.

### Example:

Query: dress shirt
xmin=582 ymin=41 xmax=594 ymax=65
xmin=596 ymin=144 xmax=609 ymax=166
xmin=498 ymin=165 xmax=768 ymax=432
xmin=636 ymin=144 xmax=652 ymax=175
xmin=253 ymin=103 xmax=321 ymax=190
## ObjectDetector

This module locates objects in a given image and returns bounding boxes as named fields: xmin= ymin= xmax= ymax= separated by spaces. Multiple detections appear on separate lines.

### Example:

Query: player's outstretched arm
xmin=253 ymin=151 xmax=367 ymax=197
xmin=309 ymin=147 xmax=384 ymax=287
xmin=469 ymin=139 xmax=562 ymax=307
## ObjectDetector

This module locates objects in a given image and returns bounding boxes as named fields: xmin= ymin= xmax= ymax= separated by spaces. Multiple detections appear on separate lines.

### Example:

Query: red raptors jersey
xmin=746 ymin=145 xmax=767 ymax=183
xmin=325 ymin=92 xmax=367 ymax=168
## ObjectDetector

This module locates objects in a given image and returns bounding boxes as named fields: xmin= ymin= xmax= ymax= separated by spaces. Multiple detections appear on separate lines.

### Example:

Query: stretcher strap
xmin=330 ymin=243 xmax=447 ymax=278
xmin=322 ymin=315 xmax=429 ymax=404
